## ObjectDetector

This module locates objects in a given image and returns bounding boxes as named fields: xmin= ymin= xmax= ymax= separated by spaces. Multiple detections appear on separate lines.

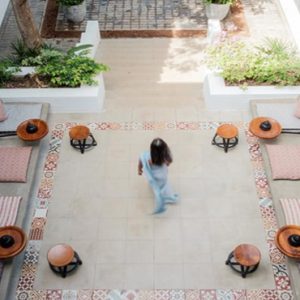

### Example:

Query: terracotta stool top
xmin=0 ymin=226 xmax=27 ymax=259
xmin=47 ymin=244 xmax=74 ymax=267
xmin=217 ymin=124 xmax=238 ymax=139
xmin=249 ymin=117 xmax=282 ymax=139
xmin=234 ymin=244 xmax=261 ymax=267
xmin=69 ymin=125 xmax=90 ymax=140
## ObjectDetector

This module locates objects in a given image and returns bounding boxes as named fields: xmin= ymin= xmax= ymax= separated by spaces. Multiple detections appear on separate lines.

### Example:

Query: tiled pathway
xmin=14 ymin=121 xmax=294 ymax=299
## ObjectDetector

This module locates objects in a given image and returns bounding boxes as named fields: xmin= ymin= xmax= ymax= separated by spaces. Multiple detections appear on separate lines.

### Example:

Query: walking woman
xmin=138 ymin=138 xmax=178 ymax=214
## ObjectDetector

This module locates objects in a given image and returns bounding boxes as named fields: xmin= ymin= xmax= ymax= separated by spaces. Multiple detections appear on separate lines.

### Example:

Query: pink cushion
xmin=294 ymin=98 xmax=300 ymax=118
xmin=0 ymin=147 xmax=32 ymax=182
xmin=0 ymin=100 xmax=7 ymax=122
xmin=266 ymin=145 xmax=300 ymax=180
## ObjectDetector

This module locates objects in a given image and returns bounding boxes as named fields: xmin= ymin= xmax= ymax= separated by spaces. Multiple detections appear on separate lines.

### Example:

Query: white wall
xmin=0 ymin=0 xmax=10 ymax=26
xmin=277 ymin=0 xmax=300 ymax=51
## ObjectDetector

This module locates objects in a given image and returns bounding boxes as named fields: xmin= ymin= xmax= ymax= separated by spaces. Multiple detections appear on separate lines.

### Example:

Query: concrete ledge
xmin=203 ymin=73 xmax=300 ymax=111
xmin=0 ymin=21 xmax=105 ymax=114
xmin=0 ymin=102 xmax=49 ymax=300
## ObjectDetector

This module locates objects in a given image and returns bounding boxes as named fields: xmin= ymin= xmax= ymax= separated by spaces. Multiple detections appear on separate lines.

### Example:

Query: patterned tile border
xmin=13 ymin=122 xmax=294 ymax=299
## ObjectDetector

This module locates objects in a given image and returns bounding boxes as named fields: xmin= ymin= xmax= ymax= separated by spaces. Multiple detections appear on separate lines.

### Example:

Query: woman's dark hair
xmin=150 ymin=138 xmax=172 ymax=166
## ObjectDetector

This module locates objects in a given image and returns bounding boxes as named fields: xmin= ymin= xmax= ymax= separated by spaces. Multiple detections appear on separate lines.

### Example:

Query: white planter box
xmin=203 ymin=73 xmax=300 ymax=111
xmin=0 ymin=73 xmax=105 ymax=114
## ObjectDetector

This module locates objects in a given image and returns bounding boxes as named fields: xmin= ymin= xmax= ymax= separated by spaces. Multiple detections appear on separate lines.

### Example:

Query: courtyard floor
xmin=0 ymin=0 xmax=300 ymax=299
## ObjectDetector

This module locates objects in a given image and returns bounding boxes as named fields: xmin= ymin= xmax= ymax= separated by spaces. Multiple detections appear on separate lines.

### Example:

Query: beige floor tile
xmin=69 ymin=217 xmax=99 ymax=241
xmin=125 ymin=264 xmax=154 ymax=289
xmin=183 ymin=263 xmax=215 ymax=289
xmin=98 ymin=218 xmax=127 ymax=240
xmin=154 ymin=264 xmax=184 ymax=289
xmin=154 ymin=240 xmax=183 ymax=263
xmin=154 ymin=219 xmax=182 ymax=240
xmin=98 ymin=198 xmax=128 ymax=218
xmin=182 ymin=219 xmax=210 ymax=242
xmin=180 ymin=197 xmax=209 ymax=218
xmin=94 ymin=264 xmax=126 ymax=289
xmin=43 ymin=218 xmax=72 ymax=243
xmin=125 ymin=241 xmax=154 ymax=263
xmin=95 ymin=240 xmax=125 ymax=263
xmin=183 ymin=240 xmax=212 ymax=263
xmin=127 ymin=218 xmax=154 ymax=240
xmin=127 ymin=197 xmax=154 ymax=217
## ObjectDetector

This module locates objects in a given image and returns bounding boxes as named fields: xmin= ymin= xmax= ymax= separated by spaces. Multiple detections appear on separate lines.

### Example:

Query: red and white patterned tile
xmin=185 ymin=290 xmax=201 ymax=300
xmin=200 ymin=289 xmax=217 ymax=300
xmin=62 ymin=289 xmax=77 ymax=300
xmin=46 ymin=289 xmax=62 ymax=300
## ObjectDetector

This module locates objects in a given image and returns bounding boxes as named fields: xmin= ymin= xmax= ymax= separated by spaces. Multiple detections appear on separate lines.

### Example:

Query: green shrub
xmin=205 ymin=38 xmax=300 ymax=87
xmin=0 ymin=60 xmax=20 ymax=87
xmin=57 ymin=0 xmax=84 ymax=6
xmin=9 ymin=39 xmax=60 ymax=66
xmin=35 ymin=45 xmax=109 ymax=87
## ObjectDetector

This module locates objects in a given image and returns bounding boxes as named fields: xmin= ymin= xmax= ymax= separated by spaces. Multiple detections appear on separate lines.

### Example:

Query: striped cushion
xmin=0 ymin=196 xmax=22 ymax=226
xmin=280 ymin=198 xmax=300 ymax=225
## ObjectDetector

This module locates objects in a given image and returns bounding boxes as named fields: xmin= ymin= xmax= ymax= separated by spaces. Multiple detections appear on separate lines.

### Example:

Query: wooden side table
xmin=69 ymin=125 xmax=97 ymax=154
xmin=275 ymin=225 xmax=300 ymax=259
xmin=17 ymin=119 xmax=49 ymax=141
xmin=249 ymin=117 xmax=282 ymax=139
xmin=226 ymin=244 xmax=261 ymax=278
xmin=212 ymin=124 xmax=239 ymax=153
xmin=47 ymin=244 xmax=82 ymax=278
xmin=0 ymin=226 xmax=27 ymax=260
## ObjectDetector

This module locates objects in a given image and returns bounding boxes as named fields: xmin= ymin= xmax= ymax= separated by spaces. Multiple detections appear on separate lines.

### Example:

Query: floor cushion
xmin=280 ymin=198 xmax=300 ymax=225
xmin=266 ymin=144 xmax=300 ymax=180
xmin=0 ymin=147 xmax=32 ymax=182
xmin=0 ymin=196 xmax=22 ymax=226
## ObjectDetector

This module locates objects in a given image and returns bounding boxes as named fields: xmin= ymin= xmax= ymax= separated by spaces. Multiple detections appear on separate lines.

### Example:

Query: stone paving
xmin=57 ymin=0 xmax=208 ymax=31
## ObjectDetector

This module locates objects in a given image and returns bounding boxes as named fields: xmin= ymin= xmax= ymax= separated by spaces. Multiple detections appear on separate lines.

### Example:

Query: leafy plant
xmin=0 ymin=60 xmax=20 ymax=87
xmin=9 ymin=39 xmax=60 ymax=66
xmin=57 ymin=0 xmax=84 ymax=6
xmin=203 ymin=0 xmax=235 ymax=4
xmin=205 ymin=38 xmax=300 ymax=87
xmin=34 ymin=45 xmax=109 ymax=87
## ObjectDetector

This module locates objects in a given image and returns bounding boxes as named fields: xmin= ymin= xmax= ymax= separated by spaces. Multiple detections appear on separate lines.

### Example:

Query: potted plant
xmin=204 ymin=0 xmax=236 ymax=20
xmin=57 ymin=0 xmax=86 ymax=23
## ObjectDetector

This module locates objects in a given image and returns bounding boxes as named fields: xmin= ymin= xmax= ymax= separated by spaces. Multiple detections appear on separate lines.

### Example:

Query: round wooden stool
xmin=69 ymin=125 xmax=97 ymax=154
xmin=212 ymin=124 xmax=239 ymax=153
xmin=47 ymin=244 xmax=82 ymax=278
xmin=226 ymin=244 xmax=261 ymax=278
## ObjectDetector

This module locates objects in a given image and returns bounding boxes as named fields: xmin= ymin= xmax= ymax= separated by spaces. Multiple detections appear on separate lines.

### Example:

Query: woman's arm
xmin=138 ymin=159 xmax=143 ymax=175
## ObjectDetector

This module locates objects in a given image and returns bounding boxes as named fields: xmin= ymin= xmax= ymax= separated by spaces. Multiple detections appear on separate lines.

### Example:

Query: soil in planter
xmin=225 ymin=79 xmax=300 ymax=87
xmin=2 ymin=75 xmax=51 ymax=88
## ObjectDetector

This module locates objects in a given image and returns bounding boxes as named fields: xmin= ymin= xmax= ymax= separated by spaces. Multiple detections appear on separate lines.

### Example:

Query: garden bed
xmin=0 ymin=21 xmax=105 ymax=114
